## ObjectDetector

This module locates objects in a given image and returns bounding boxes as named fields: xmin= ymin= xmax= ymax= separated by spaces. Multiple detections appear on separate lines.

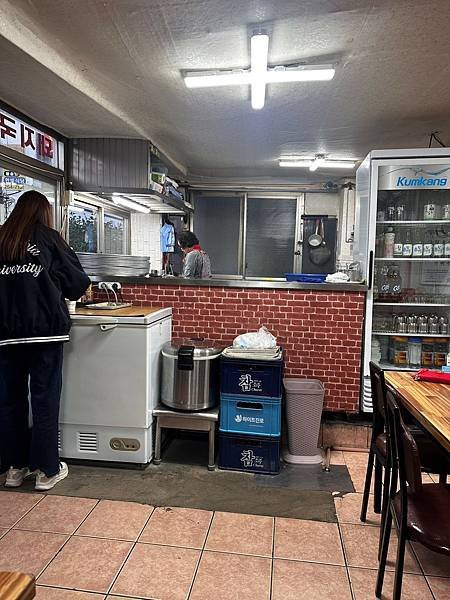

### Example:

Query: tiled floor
xmin=0 ymin=451 xmax=448 ymax=599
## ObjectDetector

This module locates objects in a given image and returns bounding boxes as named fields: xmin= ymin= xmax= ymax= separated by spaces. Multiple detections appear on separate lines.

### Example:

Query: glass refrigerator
xmin=354 ymin=149 xmax=450 ymax=411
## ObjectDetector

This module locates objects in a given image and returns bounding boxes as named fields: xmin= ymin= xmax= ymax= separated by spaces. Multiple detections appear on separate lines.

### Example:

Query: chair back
xmin=369 ymin=361 xmax=386 ymax=436
xmin=386 ymin=391 xmax=423 ymax=497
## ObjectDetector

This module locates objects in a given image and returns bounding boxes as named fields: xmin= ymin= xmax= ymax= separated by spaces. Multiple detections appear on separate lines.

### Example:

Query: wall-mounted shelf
xmin=374 ymin=257 xmax=450 ymax=262
xmin=373 ymin=332 xmax=446 ymax=337
xmin=377 ymin=220 xmax=450 ymax=225
xmin=374 ymin=302 xmax=450 ymax=307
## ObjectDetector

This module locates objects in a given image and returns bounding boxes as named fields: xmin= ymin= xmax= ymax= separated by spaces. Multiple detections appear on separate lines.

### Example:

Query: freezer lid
xmin=71 ymin=306 xmax=172 ymax=325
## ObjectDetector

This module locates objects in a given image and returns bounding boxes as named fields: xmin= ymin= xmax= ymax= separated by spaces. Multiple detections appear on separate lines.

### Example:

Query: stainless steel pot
xmin=161 ymin=338 xmax=223 ymax=411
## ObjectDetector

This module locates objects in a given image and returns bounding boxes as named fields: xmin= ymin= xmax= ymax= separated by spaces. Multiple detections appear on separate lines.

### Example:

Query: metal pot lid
xmin=162 ymin=338 xmax=223 ymax=358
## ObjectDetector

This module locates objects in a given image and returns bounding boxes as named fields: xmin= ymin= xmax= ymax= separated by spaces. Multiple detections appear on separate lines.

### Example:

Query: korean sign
xmin=0 ymin=108 xmax=60 ymax=168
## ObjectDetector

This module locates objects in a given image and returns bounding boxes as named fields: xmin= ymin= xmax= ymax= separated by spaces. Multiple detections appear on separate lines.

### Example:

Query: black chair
xmin=360 ymin=363 xmax=448 ymax=525
xmin=376 ymin=392 xmax=450 ymax=600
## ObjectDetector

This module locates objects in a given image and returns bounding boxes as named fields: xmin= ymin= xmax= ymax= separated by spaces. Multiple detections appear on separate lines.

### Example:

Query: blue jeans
xmin=0 ymin=342 xmax=63 ymax=477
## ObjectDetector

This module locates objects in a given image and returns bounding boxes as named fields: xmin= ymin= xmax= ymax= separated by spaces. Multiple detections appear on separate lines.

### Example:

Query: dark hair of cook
xmin=178 ymin=231 xmax=199 ymax=249
xmin=0 ymin=190 xmax=53 ymax=262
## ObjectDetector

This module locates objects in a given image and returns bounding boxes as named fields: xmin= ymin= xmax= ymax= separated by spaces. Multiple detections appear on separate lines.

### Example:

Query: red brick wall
xmin=103 ymin=285 xmax=365 ymax=412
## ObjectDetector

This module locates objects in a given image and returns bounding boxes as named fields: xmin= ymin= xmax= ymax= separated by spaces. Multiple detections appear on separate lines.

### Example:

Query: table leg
xmin=208 ymin=423 xmax=216 ymax=471
xmin=153 ymin=419 xmax=162 ymax=465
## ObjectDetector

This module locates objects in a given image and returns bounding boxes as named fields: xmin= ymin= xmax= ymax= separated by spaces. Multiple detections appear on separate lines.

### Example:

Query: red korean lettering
xmin=20 ymin=124 xmax=35 ymax=149
xmin=0 ymin=113 xmax=17 ymax=140
xmin=37 ymin=133 xmax=54 ymax=159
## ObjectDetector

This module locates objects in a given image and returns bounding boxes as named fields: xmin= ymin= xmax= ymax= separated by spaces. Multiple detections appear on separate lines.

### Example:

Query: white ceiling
xmin=1 ymin=0 xmax=450 ymax=181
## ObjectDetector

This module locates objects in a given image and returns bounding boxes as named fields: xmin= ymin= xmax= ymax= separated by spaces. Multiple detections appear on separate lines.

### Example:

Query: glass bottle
xmin=379 ymin=265 xmax=390 ymax=296
xmin=388 ymin=265 xmax=402 ymax=296
xmin=408 ymin=337 xmax=422 ymax=367
xmin=375 ymin=230 xmax=384 ymax=257
xmin=412 ymin=227 xmax=423 ymax=257
xmin=445 ymin=230 xmax=450 ymax=257
xmin=384 ymin=227 xmax=395 ymax=258
xmin=402 ymin=228 xmax=413 ymax=257
xmin=394 ymin=228 xmax=403 ymax=257
xmin=433 ymin=230 xmax=444 ymax=257
xmin=386 ymin=198 xmax=396 ymax=221
xmin=423 ymin=229 xmax=433 ymax=257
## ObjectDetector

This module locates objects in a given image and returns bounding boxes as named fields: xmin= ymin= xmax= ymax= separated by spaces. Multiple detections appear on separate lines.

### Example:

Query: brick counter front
xmin=113 ymin=284 xmax=365 ymax=413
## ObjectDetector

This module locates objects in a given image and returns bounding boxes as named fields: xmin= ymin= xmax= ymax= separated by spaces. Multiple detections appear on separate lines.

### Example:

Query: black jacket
xmin=0 ymin=224 xmax=90 ymax=346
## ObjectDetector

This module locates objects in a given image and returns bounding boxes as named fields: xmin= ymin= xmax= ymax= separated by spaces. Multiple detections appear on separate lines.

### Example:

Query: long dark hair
xmin=0 ymin=191 xmax=53 ymax=261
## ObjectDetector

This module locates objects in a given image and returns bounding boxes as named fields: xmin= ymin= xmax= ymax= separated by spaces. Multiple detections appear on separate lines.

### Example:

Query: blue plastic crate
xmin=218 ymin=432 xmax=280 ymax=474
xmin=220 ymin=393 xmax=281 ymax=437
xmin=220 ymin=356 xmax=283 ymax=398
xmin=285 ymin=273 xmax=327 ymax=283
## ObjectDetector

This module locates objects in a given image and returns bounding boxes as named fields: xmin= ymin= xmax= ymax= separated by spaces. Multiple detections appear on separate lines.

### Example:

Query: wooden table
xmin=0 ymin=572 xmax=35 ymax=599
xmin=384 ymin=371 xmax=450 ymax=453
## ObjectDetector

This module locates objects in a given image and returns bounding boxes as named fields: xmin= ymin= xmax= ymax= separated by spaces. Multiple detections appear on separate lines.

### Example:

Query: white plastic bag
xmin=233 ymin=326 xmax=277 ymax=349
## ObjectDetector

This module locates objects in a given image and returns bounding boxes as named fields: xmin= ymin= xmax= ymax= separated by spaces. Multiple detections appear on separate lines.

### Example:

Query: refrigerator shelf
xmin=373 ymin=332 xmax=446 ymax=337
xmin=377 ymin=220 xmax=450 ymax=225
xmin=374 ymin=257 xmax=450 ymax=262
xmin=374 ymin=302 xmax=450 ymax=307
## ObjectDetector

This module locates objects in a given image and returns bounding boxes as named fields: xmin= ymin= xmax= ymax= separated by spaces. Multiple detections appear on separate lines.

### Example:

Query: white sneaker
xmin=5 ymin=466 xmax=33 ymax=488
xmin=35 ymin=462 xmax=68 ymax=491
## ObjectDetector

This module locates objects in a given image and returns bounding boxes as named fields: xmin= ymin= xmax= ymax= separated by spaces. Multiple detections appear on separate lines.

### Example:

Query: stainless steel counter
xmin=89 ymin=275 xmax=367 ymax=292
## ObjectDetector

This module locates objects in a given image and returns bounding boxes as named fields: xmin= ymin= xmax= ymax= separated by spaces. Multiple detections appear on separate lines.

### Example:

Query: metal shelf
xmin=377 ymin=220 xmax=450 ymax=225
xmin=373 ymin=332 xmax=446 ymax=337
xmin=375 ymin=257 xmax=450 ymax=261
xmin=376 ymin=362 xmax=421 ymax=372
xmin=374 ymin=302 xmax=450 ymax=307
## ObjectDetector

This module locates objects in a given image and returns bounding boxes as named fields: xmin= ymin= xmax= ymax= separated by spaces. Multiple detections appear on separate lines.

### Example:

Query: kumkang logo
xmin=397 ymin=175 xmax=447 ymax=187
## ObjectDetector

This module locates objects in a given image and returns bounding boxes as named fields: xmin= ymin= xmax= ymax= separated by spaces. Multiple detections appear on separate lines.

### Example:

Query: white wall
xmin=130 ymin=213 xmax=162 ymax=272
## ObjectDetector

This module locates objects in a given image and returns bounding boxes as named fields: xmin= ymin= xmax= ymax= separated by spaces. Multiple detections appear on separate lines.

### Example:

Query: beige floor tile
xmin=274 ymin=517 xmax=344 ymax=565
xmin=76 ymin=499 xmax=153 ymax=541
xmin=412 ymin=543 xmax=450 ymax=577
xmin=36 ymin=587 xmax=105 ymax=599
xmin=112 ymin=543 xmax=200 ymax=600
xmin=343 ymin=451 xmax=370 ymax=467
xmin=349 ymin=567 xmax=434 ymax=599
xmin=334 ymin=492 xmax=381 ymax=526
xmin=340 ymin=523 xmax=421 ymax=573
xmin=272 ymin=559 xmax=351 ymax=600
xmin=0 ymin=529 xmax=67 ymax=576
xmin=139 ymin=506 xmax=211 ymax=549
xmin=0 ymin=490 xmax=43 ymax=527
xmin=190 ymin=551 xmax=271 ymax=600
xmin=205 ymin=511 xmax=273 ymax=557
xmin=38 ymin=536 xmax=132 ymax=593
xmin=347 ymin=463 xmax=376 ymax=494
xmin=426 ymin=575 xmax=450 ymax=599
xmin=330 ymin=450 xmax=346 ymax=465
xmin=15 ymin=495 xmax=98 ymax=535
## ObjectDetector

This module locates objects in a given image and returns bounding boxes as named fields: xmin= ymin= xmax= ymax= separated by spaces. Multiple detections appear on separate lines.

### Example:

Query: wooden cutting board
xmin=74 ymin=305 xmax=163 ymax=317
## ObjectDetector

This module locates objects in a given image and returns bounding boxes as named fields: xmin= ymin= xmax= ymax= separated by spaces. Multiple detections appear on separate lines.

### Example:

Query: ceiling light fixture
xmin=183 ymin=33 xmax=335 ymax=109
xmin=251 ymin=33 xmax=269 ymax=110
xmin=279 ymin=155 xmax=356 ymax=170
xmin=112 ymin=195 xmax=150 ymax=213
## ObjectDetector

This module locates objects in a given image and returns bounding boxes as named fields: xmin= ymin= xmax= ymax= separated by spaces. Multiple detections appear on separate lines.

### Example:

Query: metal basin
xmin=84 ymin=302 xmax=132 ymax=310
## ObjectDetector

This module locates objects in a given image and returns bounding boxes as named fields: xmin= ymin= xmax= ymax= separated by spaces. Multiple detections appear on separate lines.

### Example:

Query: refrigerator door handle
xmin=368 ymin=250 xmax=374 ymax=289
xmin=100 ymin=323 xmax=118 ymax=331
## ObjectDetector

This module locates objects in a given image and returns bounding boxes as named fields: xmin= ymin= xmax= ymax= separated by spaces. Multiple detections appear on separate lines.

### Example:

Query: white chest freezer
xmin=60 ymin=306 xmax=172 ymax=464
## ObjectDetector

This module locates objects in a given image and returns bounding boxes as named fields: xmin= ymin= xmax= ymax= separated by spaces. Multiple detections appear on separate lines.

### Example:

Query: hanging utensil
xmin=309 ymin=218 xmax=332 ymax=266
xmin=308 ymin=218 xmax=322 ymax=247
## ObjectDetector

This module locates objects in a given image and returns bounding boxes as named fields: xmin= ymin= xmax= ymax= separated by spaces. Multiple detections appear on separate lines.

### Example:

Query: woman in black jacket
xmin=0 ymin=190 xmax=90 ymax=490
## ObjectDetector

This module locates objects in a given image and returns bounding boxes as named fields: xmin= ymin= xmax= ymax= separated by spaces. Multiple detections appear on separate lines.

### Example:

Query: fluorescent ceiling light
xmin=112 ymin=195 xmax=150 ymax=213
xmin=184 ymin=71 xmax=251 ymax=88
xmin=183 ymin=33 xmax=335 ymax=109
xmin=251 ymin=33 xmax=269 ymax=110
xmin=279 ymin=157 xmax=356 ymax=169
xmin=266 ymin=66 xmax=335 ymax=82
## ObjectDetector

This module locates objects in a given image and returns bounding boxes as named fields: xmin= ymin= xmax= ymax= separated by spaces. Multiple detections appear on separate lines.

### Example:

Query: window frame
xmin=68 ymin=194 xmax=130 ymax=254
